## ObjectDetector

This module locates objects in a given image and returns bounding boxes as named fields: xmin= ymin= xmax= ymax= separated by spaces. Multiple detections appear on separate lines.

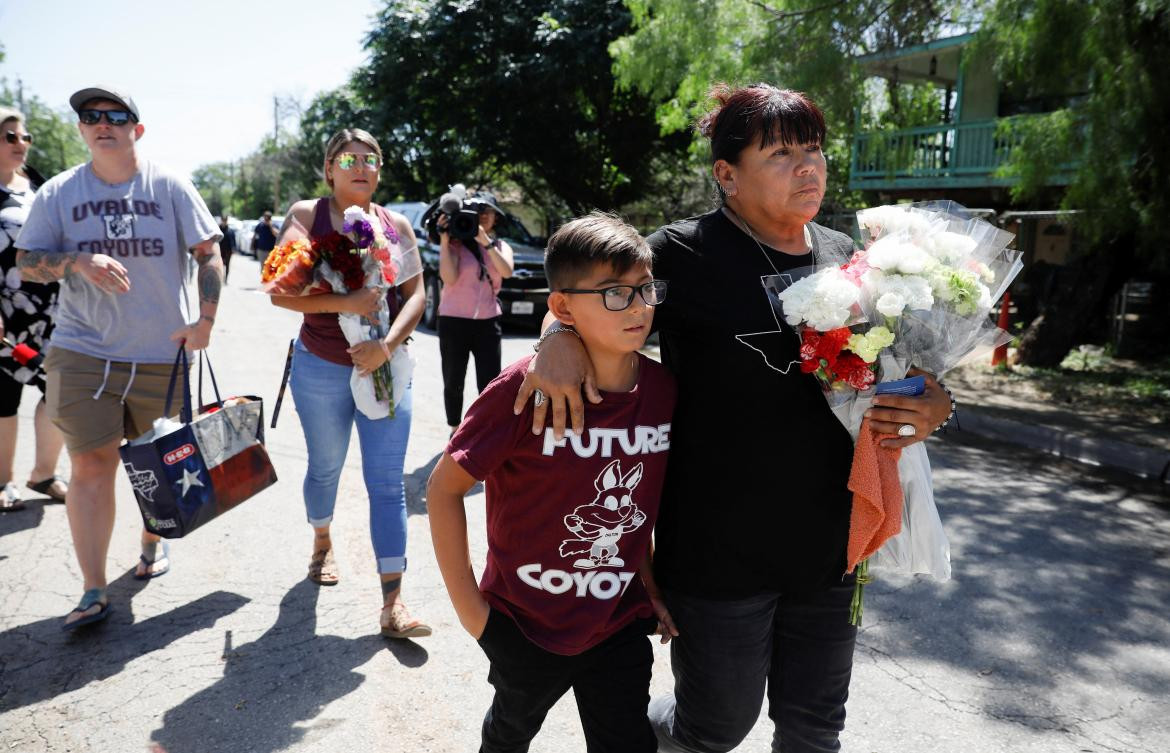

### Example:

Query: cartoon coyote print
xmin=559 ymin=459 xmax=647 ymax=569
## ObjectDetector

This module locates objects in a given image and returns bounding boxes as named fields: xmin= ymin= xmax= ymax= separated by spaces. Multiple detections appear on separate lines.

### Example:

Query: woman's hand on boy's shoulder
xmin=513 ymin=329 xmax=601 ymax=438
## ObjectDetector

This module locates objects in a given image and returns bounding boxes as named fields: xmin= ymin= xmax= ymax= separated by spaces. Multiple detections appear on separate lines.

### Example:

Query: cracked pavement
xmin=1 ymin=255 xmax=1167 ymax=752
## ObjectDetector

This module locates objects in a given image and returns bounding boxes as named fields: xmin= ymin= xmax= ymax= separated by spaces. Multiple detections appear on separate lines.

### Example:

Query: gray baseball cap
xmin=69 ymin=86 xmax=140 ymax=121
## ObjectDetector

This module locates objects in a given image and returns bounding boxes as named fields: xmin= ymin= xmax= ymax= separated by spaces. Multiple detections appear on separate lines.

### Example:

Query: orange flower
xmin=261 ymin=239 xmax=319 ymax=294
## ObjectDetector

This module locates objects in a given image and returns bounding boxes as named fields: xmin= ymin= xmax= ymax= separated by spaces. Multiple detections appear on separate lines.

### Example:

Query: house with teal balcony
xmin=849 ymin=32 xmax=1074 ymax=209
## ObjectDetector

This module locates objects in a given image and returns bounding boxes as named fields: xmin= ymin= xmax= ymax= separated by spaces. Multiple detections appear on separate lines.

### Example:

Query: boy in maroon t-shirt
xmin=427 ymin=212 xmax=677 ymax=753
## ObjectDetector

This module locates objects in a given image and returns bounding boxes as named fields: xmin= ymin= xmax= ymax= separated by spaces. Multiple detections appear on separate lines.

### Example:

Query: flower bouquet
xmin=770 ymin=201 xmax=1022 ymax=622
xmin=261 ymin=206 xmax=422 ymax=419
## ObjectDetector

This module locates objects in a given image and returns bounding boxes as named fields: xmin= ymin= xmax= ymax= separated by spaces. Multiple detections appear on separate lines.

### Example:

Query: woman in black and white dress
xmin=0 ymin=106 xmax=68 ymax=511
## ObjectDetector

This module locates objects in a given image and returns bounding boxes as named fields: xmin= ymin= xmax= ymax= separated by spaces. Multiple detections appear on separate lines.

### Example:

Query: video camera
xmin=423 ymin=183 xmax=482 ymax=243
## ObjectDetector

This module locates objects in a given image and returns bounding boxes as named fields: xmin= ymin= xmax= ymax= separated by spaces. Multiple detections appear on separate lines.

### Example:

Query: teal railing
xmin=848 ymin=116 xmax=1063 ymax=189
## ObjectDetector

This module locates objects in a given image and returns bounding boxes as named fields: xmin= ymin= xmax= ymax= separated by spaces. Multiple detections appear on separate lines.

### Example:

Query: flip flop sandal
xmin=0 ymin=482 xmax=26 ymax=513
xmin=308 ymin=548 xmax=340 ymax=586
xmin=380 ymin=602 xmax=433 ymax=639
xmin=62 ymin=588 xmax=111 ymax=631
xmin=26 ymin=475 xmax=68 ymax=503
xmin=134 ymin=541 xmax=171 ymax=580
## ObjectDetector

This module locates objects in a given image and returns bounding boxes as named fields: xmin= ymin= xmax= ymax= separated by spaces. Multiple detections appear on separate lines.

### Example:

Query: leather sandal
xmin=380 ymin=601 xmax=432 ymax=639
xmin=26 ymin=475 xmax=68 ymax=503
xmin=308 ymin=548 xmax=339 ymax=586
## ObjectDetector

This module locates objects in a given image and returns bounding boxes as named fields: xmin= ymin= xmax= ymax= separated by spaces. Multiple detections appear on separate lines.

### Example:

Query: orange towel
xmin=846 ymin=416 xmax=904 ymax=573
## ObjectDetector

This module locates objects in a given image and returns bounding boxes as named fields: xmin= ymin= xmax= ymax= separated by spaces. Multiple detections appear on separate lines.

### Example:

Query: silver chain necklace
xmin=721 ymin=206 xmax=812 ymax=277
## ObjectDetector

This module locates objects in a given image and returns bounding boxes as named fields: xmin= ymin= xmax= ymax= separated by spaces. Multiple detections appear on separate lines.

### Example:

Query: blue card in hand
xmin=874 ymin=376 xmax=926 ymax=396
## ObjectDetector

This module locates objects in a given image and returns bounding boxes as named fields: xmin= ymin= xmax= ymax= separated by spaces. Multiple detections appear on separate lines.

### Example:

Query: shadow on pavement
xmin=150 ymin=578 xmax=427 ymax=753
xmin=0 ymin=501 xmax=45 ymax=540
xmin=859 ymin=438 xmax=1170 ymax=730
xmin=0 ymin=567 xmax=248 ymax=713
xmin=403 ymin=450 xmax=481 ymax=517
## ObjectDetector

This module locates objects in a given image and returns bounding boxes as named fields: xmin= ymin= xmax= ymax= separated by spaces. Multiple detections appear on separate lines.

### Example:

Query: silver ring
xmin=897 ymin=423 xmax=916 ymax=437
xmin=533 ymin=389 xmax=547 ymax=408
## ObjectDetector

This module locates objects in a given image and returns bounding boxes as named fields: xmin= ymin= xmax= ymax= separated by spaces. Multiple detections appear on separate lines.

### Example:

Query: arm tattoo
xmin=193 ymin=246 xmax=224 ymax=306
xmin=16 ymin=250 xmax=80 ymax=283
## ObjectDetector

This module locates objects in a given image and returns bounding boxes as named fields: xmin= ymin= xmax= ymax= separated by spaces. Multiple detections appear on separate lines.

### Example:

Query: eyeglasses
xmin=334 ymin=152 xmax=381 ymax=171
xmin=78 ymin=109 xmax=137 ymax=126
xmin=560 ymin=280 xmax=668 ymax=311
xmin=5 ymin=130 xmax=33 ymax=145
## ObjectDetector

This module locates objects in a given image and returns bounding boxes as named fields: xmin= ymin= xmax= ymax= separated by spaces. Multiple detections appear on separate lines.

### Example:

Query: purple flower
xmin=343 ymin=218 xmax=377 ymax=249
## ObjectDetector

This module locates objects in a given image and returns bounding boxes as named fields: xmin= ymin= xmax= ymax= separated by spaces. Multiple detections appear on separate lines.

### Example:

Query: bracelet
xmin=379 ymin=340 xmax=392 ymax=359
xmin=534 ymin=323 xmax=581 ymax=352
xmin=199 ymin=315 xmax=215 ymax=325
xmin=933 ymin=382 xmax=957 ymax=432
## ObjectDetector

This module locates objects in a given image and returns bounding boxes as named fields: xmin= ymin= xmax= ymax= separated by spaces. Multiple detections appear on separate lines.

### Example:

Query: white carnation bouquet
xmin=769 ymin=201 xmax=1022 ymax=586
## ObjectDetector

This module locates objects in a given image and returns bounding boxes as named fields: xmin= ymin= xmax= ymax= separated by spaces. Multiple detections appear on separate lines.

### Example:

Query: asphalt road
xmin=1 ymin=255 xmax=1167 ymax=753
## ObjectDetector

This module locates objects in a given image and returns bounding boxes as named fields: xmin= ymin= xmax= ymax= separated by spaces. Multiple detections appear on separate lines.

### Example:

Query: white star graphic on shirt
xmin=178 ymin=468 xmax=204 ymax=497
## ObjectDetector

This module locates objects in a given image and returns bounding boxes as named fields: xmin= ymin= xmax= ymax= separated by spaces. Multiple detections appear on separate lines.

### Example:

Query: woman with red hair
xmin=519 ymin=84 xmax=953 ymax=752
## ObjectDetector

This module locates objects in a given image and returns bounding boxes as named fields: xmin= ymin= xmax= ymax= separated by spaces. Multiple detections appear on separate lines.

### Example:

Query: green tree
xmin=611 ymin=0 xmax=968 ymax=212
xmin=975 ymin=0 xmax=1170 ymax=365
xmin=0 ymin=81 xmax=88 ymax=179
xmin=345 ymin=0 xmax=691 ymax=215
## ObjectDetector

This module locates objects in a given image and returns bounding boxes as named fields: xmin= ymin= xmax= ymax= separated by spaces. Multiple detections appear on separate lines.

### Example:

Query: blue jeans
xmin=289 ymin=340 xmax=412 ymax=574
xmin=648 ymin=578 xmax=857 ymax=753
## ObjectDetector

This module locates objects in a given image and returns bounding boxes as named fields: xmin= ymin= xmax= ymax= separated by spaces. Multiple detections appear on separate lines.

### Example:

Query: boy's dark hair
xmin=544 ymin=212 xmax=652 ymax=290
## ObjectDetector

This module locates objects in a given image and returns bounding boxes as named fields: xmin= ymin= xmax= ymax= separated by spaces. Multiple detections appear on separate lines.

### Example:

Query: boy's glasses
xmin=560 ymin=280 xmax=668 ymax=311
xmin=78 ymin=109 xmax=137 ymax=126
xmin=334 ymin=153 xmax=381 ymax=171
xmin=5 ymin=130 xmax=33 ymax=145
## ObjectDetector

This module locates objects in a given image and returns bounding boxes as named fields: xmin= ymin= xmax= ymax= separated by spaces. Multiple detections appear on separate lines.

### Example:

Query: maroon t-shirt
xmin=300 ymin=199 xmax=402 ymax=365
xmin=449 ymin=353 xmax=677 ymax=655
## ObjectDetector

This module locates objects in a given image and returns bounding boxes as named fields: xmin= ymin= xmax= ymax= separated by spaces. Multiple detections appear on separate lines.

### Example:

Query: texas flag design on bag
xmin=121 ymin=398 xmax=277 ymax=538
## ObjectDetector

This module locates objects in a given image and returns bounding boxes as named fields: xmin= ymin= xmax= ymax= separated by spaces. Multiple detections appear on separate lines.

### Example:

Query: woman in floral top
xmin=0 ymin=106 xmax=68 ymax=511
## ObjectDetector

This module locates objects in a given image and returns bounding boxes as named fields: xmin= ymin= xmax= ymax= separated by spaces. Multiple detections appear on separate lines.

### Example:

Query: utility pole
xmin=272 ymin=95 xmax=281 ymax=213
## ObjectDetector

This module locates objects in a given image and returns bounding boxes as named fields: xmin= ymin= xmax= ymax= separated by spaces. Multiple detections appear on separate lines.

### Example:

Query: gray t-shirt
xmin=16 ymin=160 xmax=221 ymax=363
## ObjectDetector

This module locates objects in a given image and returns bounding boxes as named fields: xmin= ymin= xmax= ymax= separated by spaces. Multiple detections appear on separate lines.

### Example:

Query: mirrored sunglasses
xmin=334 ymin=152 xmax=381 ymax=171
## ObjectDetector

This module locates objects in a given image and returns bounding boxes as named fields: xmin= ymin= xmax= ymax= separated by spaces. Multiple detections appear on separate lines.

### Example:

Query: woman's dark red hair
xmin=697 ymin=83 xmax=826 ymax=166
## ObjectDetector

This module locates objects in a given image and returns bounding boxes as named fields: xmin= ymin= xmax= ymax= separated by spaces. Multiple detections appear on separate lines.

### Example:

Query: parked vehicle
xmin=236 ymin=220 xmax=258 ymax=258
xmin=386 ymin=201 xmax=549 ymax=330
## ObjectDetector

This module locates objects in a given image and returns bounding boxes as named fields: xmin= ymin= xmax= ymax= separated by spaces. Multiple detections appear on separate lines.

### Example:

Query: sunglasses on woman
xmin=560 ymin=280 xmax=669 ymax=311
xmin=5 ymin=130 xmax=33 ymax=145
xmin=334 ymin=153 xmax=381 ymax=171
xmin=78 ymin=109 xmax=137 ymax=126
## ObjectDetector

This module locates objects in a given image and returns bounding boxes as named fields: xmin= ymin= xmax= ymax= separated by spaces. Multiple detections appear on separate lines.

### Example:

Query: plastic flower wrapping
xmin=261 ymin=207 xmax=423 ymax=419
xmin=769 ymin=202 xmax=1023 ymax=595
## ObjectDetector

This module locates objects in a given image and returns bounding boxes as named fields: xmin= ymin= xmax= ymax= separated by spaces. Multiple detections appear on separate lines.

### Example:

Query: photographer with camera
xmin=434 ymin=189 xmax=514 ymax=434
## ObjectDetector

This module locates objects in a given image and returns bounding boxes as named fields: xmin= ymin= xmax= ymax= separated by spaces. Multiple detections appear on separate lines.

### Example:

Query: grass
xmin=981 ymin=350 xmax=1170 ymax=422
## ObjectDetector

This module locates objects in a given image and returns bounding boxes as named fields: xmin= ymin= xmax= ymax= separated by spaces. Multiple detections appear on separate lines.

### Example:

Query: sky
xmin=0 ymin=0 xmax=381 ymax=180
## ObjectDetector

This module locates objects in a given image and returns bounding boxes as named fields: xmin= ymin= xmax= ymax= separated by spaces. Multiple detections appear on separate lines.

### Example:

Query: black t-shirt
xmin=649 ymin=209 xmax=858 ymax=599
xmin=254 ymin=221 xmax=277 ymax=251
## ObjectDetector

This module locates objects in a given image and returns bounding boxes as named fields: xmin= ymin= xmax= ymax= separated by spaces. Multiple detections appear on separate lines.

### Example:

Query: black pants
xmin=439 ymin=315 xmax=502 ymax=427
xmin=649 ymin=577 xmax=858 ymax=753
xmin=0 ymin=368 xmax=44 ymax=417
xmin=477 ymin=609 xmax=657 ymax=753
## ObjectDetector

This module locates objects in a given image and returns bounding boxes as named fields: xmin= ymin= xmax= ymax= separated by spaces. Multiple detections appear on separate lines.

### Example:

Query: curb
xmin=955 ymin=406 xmax=1170 ymax=484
